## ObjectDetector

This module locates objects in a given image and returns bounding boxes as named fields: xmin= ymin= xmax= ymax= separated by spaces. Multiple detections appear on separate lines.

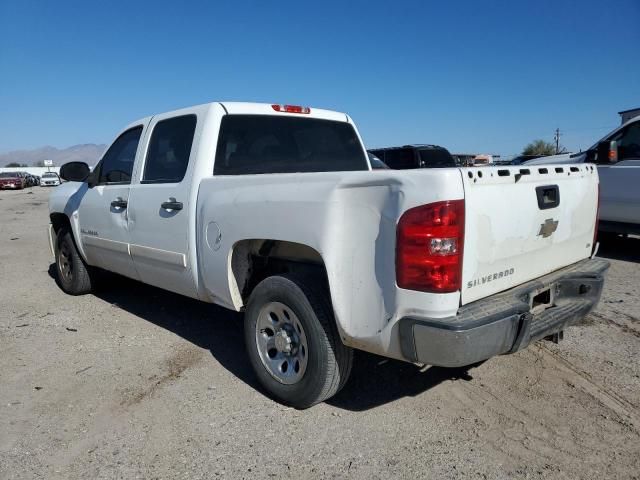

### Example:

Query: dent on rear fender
xmin=322 ymin=183 xmax=401 ymax=339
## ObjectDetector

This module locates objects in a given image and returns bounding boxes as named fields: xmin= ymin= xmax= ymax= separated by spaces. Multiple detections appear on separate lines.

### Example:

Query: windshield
xmin=367 ymin=153 xmax=389 ymax=169
xmin=214 ymin=115 xmax=368 ymax=175
xmin=0 ymin=172 xmax=19 ymax=177
xmin=43 ymin=173 xmax=58 ymax=177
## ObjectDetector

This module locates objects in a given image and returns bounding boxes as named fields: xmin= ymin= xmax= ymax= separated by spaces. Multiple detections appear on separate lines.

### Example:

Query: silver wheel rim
xmin=255 ymin=301 xmax=308 ymax=385
xmin=58 ymin=241 xmax=72 ymax=282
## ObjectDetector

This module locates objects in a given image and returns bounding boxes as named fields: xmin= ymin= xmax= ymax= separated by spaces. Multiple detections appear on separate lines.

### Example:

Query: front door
xmin=127 ymin=113 xmax=199 ymax=298
xmin=77 ymin=126 xmax=144 ymax=279
xmin=598 ymin=121 xmax=640 ymax=224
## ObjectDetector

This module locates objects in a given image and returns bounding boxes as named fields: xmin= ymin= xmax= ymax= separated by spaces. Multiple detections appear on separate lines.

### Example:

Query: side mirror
xmin=596 ymin=140 xmax=618 ymax=164
xmin=86 ymin=170 xmax=98 ymax=188
xmin=59 ymin=161 xmax=90 ymax=182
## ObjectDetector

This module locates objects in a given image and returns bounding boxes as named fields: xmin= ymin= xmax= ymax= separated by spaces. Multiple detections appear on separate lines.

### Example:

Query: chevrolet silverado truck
xmin=49 ymin=102 xmax=608 ymax=408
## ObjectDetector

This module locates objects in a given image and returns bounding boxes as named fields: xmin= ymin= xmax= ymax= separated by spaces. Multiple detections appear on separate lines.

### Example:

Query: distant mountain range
xmin=0 ymin=144 xmax=106 ymax=167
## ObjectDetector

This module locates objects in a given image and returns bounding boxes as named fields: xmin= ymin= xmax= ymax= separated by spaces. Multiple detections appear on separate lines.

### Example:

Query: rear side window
xmin=143 ymin=115 xmax=197 ymax=183
xmin=214 ymin=115 xmax=367 ymax=175
xmin=99 ymin=126 xmax=143 ymax=184
xmin=383 ymin=148 xmax=416 ymax=169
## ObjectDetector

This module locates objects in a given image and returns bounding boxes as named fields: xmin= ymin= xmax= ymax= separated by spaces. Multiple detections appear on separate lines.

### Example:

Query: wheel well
xmin=230 ymin=240 xmax=329 ymax=309
xmin=50 ymin=212 xmax=71 ymax=234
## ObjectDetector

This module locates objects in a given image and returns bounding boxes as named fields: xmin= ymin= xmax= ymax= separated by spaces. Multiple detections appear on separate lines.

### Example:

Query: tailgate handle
xmin=536 ymin=185 xmax=560 ymax=210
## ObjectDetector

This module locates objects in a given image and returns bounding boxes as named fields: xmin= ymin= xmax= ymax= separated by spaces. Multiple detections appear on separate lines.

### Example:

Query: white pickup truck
xmin=49 ymin=102 xmax=608 ymax=408
xmin=525 ymin=115 xmax=640 ymax=236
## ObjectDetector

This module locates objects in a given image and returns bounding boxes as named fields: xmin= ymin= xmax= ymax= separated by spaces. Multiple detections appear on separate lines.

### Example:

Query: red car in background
xmin=0 ymin=172 xmax=27 ymax=189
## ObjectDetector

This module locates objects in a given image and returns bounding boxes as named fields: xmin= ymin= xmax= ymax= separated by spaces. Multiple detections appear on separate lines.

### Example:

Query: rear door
xmin=126 ymin=113 xmax=199 ymax=298
xmin=76 ymin=125 xmax=145 ymax=279
xmin=460 ymin=165 xmax=599 ymax=304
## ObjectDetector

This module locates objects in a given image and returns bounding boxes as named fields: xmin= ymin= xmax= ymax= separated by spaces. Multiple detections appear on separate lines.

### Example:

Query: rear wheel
xmin=55 ymin=228 xmax=94 ymax=295
xmin=244 ymin=274 xmax=353 ymax=409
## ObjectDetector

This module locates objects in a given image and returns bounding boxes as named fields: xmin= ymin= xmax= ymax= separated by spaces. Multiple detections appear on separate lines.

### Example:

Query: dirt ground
xmin=1 ymin=187 xmax=639 ymax=479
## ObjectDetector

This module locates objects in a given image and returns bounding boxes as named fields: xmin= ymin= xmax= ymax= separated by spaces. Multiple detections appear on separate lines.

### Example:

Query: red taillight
xmin=271 ymin=104 xmax=311 ymax=114
xmin=396 ymin=200 xmax=465 ymax=293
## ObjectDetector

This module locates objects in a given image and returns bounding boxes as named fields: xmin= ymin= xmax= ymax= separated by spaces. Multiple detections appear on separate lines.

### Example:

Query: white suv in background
xmin=526 ymin=115 xmax=640 ymax=235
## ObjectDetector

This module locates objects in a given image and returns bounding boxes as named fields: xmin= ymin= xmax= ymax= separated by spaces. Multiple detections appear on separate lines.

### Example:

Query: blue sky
xmin=1 ymin=0 xmax=639 ymax=157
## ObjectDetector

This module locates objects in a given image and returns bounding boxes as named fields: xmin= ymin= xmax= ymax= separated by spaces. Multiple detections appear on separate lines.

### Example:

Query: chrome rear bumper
xmin=398 ymin=258 xmax=610 ymax=367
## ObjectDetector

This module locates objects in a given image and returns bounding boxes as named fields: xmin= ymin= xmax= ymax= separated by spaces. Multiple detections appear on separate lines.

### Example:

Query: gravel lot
xmin=1 ymin=187 xmax=639 ymax=479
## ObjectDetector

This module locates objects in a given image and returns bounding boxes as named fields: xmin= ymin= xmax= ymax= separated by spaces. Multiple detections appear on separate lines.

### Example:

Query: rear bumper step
xmin=399 ymin=258 xmax=609 ymax=367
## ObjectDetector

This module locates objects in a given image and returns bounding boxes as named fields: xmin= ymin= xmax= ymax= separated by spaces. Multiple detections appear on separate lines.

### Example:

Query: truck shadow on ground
xmin=328 ymin=355 xmax=478 ymax=411
xmin=596 ymin=234 xmax=640 ymax=263
xmin=48 ymin=265 xmax=479 ymax=411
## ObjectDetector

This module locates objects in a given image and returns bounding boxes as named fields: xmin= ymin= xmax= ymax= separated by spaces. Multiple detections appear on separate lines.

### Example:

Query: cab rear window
xmin=214 ymin=115 xmax=367 ymax=175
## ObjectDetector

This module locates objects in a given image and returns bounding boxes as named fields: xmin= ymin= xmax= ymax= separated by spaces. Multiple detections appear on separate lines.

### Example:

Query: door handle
xmin=161 ymin=199 xmax=183 ymax=211
xmin=111 ymin=198 xmax=128 ymax=209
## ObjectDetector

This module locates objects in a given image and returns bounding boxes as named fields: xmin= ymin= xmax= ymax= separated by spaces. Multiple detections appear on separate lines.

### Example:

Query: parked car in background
xmin=525 ymin=115 xmax=640 ymax=235
xmin=0 ymin=172 xmax=27 ymax=189
xmin=17 ymin=172 xmax=29 ymax=187
xmin=41 ymin=172 xmax=61 ymax=187
xmin=367 ymin=152 xmax=389 ymax=170
xmin=25 ymin=173 xmax=39 ymax=187
xmin=473 ymin=154 xmax=494 ymax=166
xmin=509 ymin=154 xmax=542 ymax=165
xmin=368 ymin=145 xmax=456 ymax=169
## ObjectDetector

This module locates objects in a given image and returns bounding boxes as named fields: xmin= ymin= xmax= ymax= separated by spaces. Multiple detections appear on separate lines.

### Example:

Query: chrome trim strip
xmin=82 ymin=235 xmax=130 ymax=254
xmin=129 ymin=243 xmax=187 ymax=268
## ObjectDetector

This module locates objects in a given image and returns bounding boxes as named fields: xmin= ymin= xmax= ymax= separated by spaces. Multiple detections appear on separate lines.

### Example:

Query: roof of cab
xmin=123 ymin=102 xmax=351 ymax=134
xmin=219 ymin=102 xmax=349 ymax=122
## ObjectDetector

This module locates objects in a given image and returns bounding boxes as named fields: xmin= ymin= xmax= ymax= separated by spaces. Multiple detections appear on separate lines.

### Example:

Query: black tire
xmin=244 ymin=274 xmax=353 ymax=409
xmin=55 ymin=228 xmax=94 ymax=295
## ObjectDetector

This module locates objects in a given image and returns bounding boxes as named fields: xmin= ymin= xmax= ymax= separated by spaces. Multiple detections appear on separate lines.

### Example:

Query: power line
xmin=554 ymin=128 xmax=562 ymax=154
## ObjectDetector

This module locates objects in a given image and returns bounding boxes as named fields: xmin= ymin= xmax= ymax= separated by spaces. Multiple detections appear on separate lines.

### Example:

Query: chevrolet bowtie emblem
xmin=538 ymin=218 xmax=559 ymax=238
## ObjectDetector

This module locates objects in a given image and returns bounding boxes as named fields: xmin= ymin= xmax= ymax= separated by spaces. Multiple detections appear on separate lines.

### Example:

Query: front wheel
xmin=55 ymin=228 xmax=94 ymax=295
xmin=244 ymin=274 xmax=353 ymax=409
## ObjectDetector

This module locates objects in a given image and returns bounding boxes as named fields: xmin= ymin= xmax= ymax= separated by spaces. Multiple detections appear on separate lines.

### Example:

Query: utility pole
xmin=554 ymin=128 xmax=561 ymax=154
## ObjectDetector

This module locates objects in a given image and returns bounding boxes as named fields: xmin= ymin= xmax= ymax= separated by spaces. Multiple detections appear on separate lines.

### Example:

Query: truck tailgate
xmin=461 ymin=164 xmax=599 ymax=305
